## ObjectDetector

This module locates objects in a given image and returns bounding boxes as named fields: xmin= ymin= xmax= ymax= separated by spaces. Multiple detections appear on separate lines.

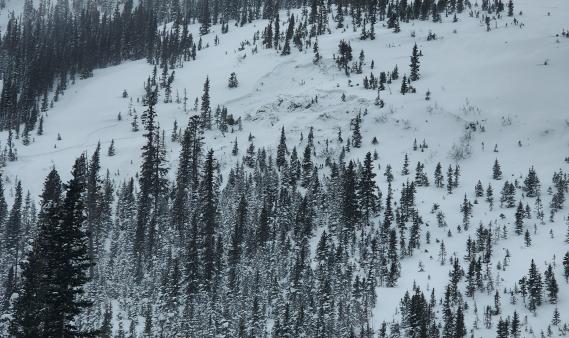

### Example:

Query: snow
xmin=2 ymin=0 xmax=569 ymax=335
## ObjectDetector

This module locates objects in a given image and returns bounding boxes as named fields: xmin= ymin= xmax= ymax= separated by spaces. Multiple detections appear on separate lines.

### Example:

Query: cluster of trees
xmin=0 ymin=83 xmax=400 ymax=336
xmin=0 ymin=0 xmax=198 ymax=144
xmin=1 ymin=93 xmax=567 ymax=337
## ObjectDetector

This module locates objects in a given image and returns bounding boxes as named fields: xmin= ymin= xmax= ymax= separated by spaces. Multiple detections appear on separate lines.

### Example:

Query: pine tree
xmin=409 ymin=43 xmax=420 ymax=81
xmin=37 ymin=115 xmax=44 ymax=135
xmin=496 ymin=318 xmax=509 ymax=338
xmin=336 ymin=40 xmax=353 ymax=75
xmin=200 ymin=77 xmax=212 ymax=129
xmin=475 ymin=180 xmax=484 ymax=197
xmin=276 ymin=127 xmax=288 ymax=169
xmin=511 ymin=311 xmax=521 ymax=337
xmin=486 ymin=184 xmax=494 ymax=209
xmin=460 ymin=194 xmax=472 ymax=230
xmin=228 ymin=195 xmax=246 ymax=290
xmin=527 ymin=259 xmax=543 ymax=312
xmin=301 ymin=144 xmax=313 ymax=187
xmin=544 ymin=264 xmax=559 ymax=304
xmin=523 ymin=166 xmax=540 ymax=197
xmin=199 ymin=149 xmax=219 ymax=291
xmin=400 ymin=75 xmax=408 ymax=94
xmin=313 ymin=38 xmax=321 ymax=64
xmin=515 ymin=201 xmax=524 ymax=235
xmin=434 ymin=162 xmax=444 ymax=188
xmin=12 ymin=157 xmax=94 ymax=337
xmin=107 ymin=139 xmax=116 ymax=156
xmin=352 ymin=114 xmax=362 ymax=148
xmin=552 ymin=308 xmax=561 ymax=326
xmin=228 ymin=72 xmax=239 ymax=88
xmin=134 ymin=86 xmax=168 ymax=275
xmin=200 ymin=0 xmax=211 ymax=35
xmin=524 ymin=229 xmax=532 ymax=246
xmin=5 ymin=180 xmax=23 ymax=260
xmin=563 ymin=251 xmax=569 ymax=282
xmin=342 ymin=161 xmax=360 ymax=239
xmin=402 ymin=153 xmax=410 ymax=175
xmin=493 ymin=159 xmax=503 ymax=180
xmin=358 ymin=152 xmax=379 ymax=224
xmin=232 ymin=138 xmax=239 ymax=156
xmin=281 ymin=14 xmax=294 ymax=56
xmin=447 ymin=165 xmax=454 ymax=194
xmin=454 ymin=305 xmax=466 ymax=337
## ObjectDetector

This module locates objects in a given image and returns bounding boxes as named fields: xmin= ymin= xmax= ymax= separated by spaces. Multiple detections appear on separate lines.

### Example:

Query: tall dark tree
xmin=409 ymin=43 xmax=420 ymax=81
xmin=199 ymin=149 xmax=219 ymax=290
xmin=276 ymin=126 xmax=288 ymax=169
xmin=200 ymin=77 xmax=212 ymax=129
xmin=11 ymin=157 xmax=94 ymax=337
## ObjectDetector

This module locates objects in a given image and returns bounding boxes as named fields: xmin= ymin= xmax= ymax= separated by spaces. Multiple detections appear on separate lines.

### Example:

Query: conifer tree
xmin=434 ymin=162 xmax=444 ymax=188
xmin=358 ymin=152 xmax=379 ymax=224
xmin=232 ymin=138 xmax=239 ymax=156
xmin=352 ymin=114 xmax=362 ymax=148
xmin=313 ymin=38 xmax=321 ymax=64
xmin=276 ymin=127 xmax=288 ymax=169
xmin=107 ymin=139 xmax=116 ymax=156
xmin=511 ymin=311 xmax=520 ymax=337
xmin=199 ymin=149 xmax=219 ymax=291
xmin=5 ymin=180 xmax=22 ymax=262
xmin=475 ymin=180 xmax=484 ymax=197
xmin=200 ymin=0 xmax=211 ymax=35
xmin=493 ymin=159 xmax=503 ymax=180
xmin=409 ymin=43 xmax=420 ymax=81
xmin=200 ymin=77 xmax=212 ymax=129
xmin=134 ymin=86 xmax=168 ymax=275
xmin=401 ymin=154 xmax=410 ymax=175
xmin=17 ymin=156 xmax=93 ymax=336
xmin=515 ymin=201 xmax=525 ymax=235
xmin=281 ymin=14 xmax=294 ymax=56
xmin=454 ymin=305 xmax=466 ymax=337
xmin=301 ymin=144 xmax=313 ymax=187
xmin=447 ymin=165 xmax=454 ymax=193
xmin=544 ymin=264 xmax=559 ymax=304
xmin=527 ymin=259 xmax=543 ymax=312
xmin=228 ymin=72 xmax=239 ymax=88
xmin=400 ymin=75 xmax=408 ymax=94
xmin=563 ymin=251 xmax=569 ymax=282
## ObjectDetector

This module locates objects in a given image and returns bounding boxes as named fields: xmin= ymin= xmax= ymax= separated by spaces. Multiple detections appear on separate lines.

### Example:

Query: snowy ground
xmin=2 ymin=0 xmax=569 ymax=336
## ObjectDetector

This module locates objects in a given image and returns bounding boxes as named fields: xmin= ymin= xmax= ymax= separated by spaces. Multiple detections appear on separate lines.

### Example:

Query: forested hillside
xmin=0 ymin=0 xmax=568 ymax=337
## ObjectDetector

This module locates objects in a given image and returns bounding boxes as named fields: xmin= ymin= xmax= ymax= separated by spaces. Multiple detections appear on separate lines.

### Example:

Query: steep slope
xmin=1 ymin=0 xmax=569 ymax=336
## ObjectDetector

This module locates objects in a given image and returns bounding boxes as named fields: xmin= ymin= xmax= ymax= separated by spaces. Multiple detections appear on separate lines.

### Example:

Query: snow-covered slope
xmin=2 ymin=0 xmax=569 ymax=335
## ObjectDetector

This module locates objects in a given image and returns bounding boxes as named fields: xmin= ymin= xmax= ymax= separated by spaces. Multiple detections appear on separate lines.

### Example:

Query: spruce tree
xmin=200 ymin=0 xmax=211 ymax=35
xmin=544 ymin=264 xmax=559 ymax=304
xmin=493 ymin=159 xmax=503 ymax=180
xmin=515 ymin=201 xmax=524 ymax=235
xmin=228 ymin=72 xmax=239 ymax=88
xmin=199 ymin=149 xmax=219 ymax=291
xmin=527 ymin=259 xmax=543 ymax=312
xmin=563 ymin=251 xmax=569 ymax=282
xmin=200 ymin=77 xmax=212 ymax=129
xmin=352 ymin=114 xmax=362 ymax=148
xmin=409 ymin=43 xmax=420 ymax=81
xmin=17 ymin=157 xmax=94 ymax=337
xmin=107 ymin=139 xmax=116 ymax=156
xmin=511 ymin=311 xmax=520 ymax=337
xmin=358 ymin=152 xmax=379 ymax=224
xmin=400 ymin=75 xmax=408 ymax=94
xmin=276 ymin=126 xmax=288 ymax=169
xmin=434 ymin=162 xmax=444 ymax=188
